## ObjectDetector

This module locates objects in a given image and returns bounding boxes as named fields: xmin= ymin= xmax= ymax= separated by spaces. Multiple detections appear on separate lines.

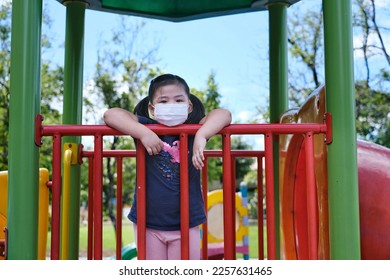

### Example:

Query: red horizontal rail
xmin=36 ymin=113 xmax=327 ymax=139
xmin=39 ymin=123 xmax=327 ymax=136
xmin=82 ymin=149 xmax=264 ymax=158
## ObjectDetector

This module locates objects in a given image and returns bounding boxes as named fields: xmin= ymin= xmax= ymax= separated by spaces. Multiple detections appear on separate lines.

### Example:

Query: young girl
xmin=103 ymin=74 xmax=232 ymax=259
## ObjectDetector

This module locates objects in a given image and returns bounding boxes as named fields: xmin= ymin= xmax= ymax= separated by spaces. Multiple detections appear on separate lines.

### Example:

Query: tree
xmin=0 ymin=3 xmax=12 ymax=171
xmin=202 ymin=72 xmax=254 ymax=190
xmin=248 ymin=0 xmax=390 ymax=218
xmin=91 ymin=17 xmax=161 ymax=229
xmin=287 ymin=2 xmax=324 ymax=107
xmin=353 ymin=0 xmax=390 ymax=146
xmin=0 ymin=2 xmax=63 ymax=171
xmin=273 ymin=0 xmax=390 ymax=147
xmin=203 ymin=73 xmax=224 ymax=189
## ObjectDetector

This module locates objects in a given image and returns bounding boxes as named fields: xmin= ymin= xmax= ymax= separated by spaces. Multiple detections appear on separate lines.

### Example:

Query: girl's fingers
xmin=192 ymin=152 xmax=204 ymax=169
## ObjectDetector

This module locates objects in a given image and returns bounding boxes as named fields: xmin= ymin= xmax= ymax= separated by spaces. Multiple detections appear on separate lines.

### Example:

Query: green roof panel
xmin=57 ymin=0 xmax=301 ymax=22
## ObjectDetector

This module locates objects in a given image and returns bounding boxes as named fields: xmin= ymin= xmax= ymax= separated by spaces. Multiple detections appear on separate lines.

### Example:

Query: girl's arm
xmin=192 ymin=108 xmax=232 ymax=169
xmin=103 ymin=107 xmax=164 ymax=155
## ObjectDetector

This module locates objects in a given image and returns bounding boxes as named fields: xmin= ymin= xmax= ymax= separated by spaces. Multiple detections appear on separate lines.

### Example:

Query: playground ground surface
xmin=45 ymin=218 xmax=264 ymax=259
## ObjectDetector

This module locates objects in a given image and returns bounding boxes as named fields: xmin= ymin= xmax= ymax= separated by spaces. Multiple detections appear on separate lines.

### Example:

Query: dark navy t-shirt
xmin=128 ymin=116 xmax=207 ymax=230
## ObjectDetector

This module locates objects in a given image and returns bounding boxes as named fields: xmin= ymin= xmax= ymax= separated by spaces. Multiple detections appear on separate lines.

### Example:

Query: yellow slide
xmin=0 ymin=168 xmax=50 ymax=260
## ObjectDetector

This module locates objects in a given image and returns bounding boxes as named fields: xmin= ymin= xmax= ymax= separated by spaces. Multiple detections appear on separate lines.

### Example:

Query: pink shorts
xmin=133 ymin=224 xmax=200 ymax=260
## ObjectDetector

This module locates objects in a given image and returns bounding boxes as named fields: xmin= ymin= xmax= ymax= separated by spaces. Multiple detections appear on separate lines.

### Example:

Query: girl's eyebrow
xmin=155 ymin=95 xmax=168 ymax=101
xmin=156 ymin=93 xmax=186 ymax=101
xmin=174 ymin=93 xmax=186 ymax=99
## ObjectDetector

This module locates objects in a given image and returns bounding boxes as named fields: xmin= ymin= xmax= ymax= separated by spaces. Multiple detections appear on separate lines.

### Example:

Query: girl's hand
xmin=140 ymin=130 xmax=164 ymax=155
xmin=192 ymin=135 xmax=206 ymax=170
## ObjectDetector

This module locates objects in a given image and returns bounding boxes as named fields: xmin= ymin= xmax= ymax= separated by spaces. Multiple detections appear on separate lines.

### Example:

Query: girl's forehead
xmin=154 ymin=84 xmax=188 ymax=99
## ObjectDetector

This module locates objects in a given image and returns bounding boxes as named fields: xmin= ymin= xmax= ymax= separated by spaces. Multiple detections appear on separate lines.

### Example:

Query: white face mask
xmin=153 ymin=103 xmax=189 ymax=126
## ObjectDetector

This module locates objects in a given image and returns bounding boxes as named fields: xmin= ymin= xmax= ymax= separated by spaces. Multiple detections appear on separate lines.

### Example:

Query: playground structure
xmin=0 ymin=169 xmax=50 ymax=260
xmin=279 ymin=86 xmax=390 ymax=260
xmin=205 ymin=188 xmax=250 ymax=260
xmin=3 ymin=0 xmax=386 ymax=260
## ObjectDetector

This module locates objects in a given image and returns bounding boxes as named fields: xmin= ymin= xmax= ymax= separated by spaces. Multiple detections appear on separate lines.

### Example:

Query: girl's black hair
xmin=134 ymin=73 xmax=205 ymax=124
xmin=148 ymin=73 xmax=190 ymax=101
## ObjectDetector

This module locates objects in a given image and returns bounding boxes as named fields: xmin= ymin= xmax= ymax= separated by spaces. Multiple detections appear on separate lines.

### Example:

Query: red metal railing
xmin=35 ymin=114 xmax=329 ymax=260
xmin=200 ymin=150 xmax=265 ymax=260
xmin=82 ymin=149 xmax=264 ymax=260
xmin=82 ymin=150 xmax=137 ymax=260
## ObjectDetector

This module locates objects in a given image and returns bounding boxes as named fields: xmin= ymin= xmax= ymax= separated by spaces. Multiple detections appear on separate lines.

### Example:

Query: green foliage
xmin=38 ymin=38 xmax=64 ymax=170
xmin=0 ymin=3 xmax=11 ymax=171
xmin=283 ymin=0 xmax=390 ymax=149
xmin=0 ymin=4 xmax=255 ymax=229
xmin=203 ymin=73 xmax=224 ymax=187
xmin=355 ymin=81 xmax=390 ymax=147
xmin=231 ymin=136 xmax=254 ymax=187
xmin=0 ymin=3 xmax=63 ymax=171
xmin=91 ymin=18 xmax=162 ymax=226
xmin=201 ymin=73 xmax=254 ymax=189
xmin=244 ymin=163 xmax=264 ymax=219
xmin=204 ymin=72 xmax=221 ymax=113
xmin=287 ymin=2 xmax=324 ymax=108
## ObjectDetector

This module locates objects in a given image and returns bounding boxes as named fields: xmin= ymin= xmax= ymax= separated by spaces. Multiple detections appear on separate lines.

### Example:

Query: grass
xmin=49 ymin=219 xmax=267 ymax=259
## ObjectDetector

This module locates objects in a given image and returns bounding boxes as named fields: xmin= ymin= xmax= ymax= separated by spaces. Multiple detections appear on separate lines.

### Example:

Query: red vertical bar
xmin=136 ymin=142 xmax=146 ymax=260
xmin=230 ymin=156 xmax=237 ymax=259
xmin=87 ymin=157 xmax=94 ymax=260
xmin=50 ymin=134 xmax=61 ymax=260
xmin=232 ymin=157 xmax=237 ymax=192
xmin=222 ymin=133 xmax=235 ymax=259
xmin=116 ymin=157 xmax=123 ymax=260
xmin=93 ymin=134 xmax=103 ymax=260
xmin=257 ymin=155 xmax=264 ymax=260
xmin=201 ymin=159 xmax=209 ymax=260
xmin=180 ymin=133 xmax=190 ymax=260
xmin=264 ymin=133 xmax=276 ymax=260
xmin=305 ymin=132 xmax=318 ymax=259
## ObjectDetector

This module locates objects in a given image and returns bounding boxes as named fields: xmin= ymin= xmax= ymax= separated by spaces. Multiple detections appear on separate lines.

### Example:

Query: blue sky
xmin=43 ymin=0 xmax=283 ymax=123
xmin=42 ymin=0 xmax=390 ymax=117
xmin=34 ymin=0 xmax=390 ymax=149
xmin=1 ymin=0 xmax=388 ymax=124
xmin=43 ymin=0 xmax=286 ymax=149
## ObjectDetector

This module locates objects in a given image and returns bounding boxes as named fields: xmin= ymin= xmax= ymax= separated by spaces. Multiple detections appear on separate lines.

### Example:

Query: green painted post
xmin=62 ymin=1 xmax=86 ymax=259
xmin=268 ymin=2 xmax=288 ymax=259
xmin=8 ymin=0 xmax=42 ymax=259
xmin=323 ymin=0 xmax=361 ymax=259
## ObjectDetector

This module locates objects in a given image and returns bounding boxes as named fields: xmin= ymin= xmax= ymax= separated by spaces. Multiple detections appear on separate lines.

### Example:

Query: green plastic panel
xmin=57 ymin=0 xmax=300 ymax=21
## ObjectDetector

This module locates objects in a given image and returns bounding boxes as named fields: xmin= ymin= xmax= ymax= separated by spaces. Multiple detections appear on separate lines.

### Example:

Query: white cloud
xmin=235 ymin=110 xmax=252 ymax=123
xmin=375 ymin=0 xmax=389 ymax=8
xmin=0 ymin=0 xmax=11 ymax=6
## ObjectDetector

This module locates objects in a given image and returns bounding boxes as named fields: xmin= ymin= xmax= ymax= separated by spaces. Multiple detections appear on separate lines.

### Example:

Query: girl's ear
xmin=188 ymin=101 xmax=193 ymax=113
xmin=148 ymin=103 xmax=155 ymax=117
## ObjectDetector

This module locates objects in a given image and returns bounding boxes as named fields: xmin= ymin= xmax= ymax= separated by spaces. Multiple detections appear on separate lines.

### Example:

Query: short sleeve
xmin=137 ymin=115 xmax=157 ymax=125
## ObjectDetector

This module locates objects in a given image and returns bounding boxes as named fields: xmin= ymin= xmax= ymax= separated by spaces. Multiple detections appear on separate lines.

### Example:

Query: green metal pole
xmin=8 ymin=0 xmax=42 ymax=259
xmin=268 ymin=2 xmax=288 ymax=259
xmin=323 ymin=0 xmax=360 ymax=259
xmin=62 ymin=1 xmax=86 ymax=259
